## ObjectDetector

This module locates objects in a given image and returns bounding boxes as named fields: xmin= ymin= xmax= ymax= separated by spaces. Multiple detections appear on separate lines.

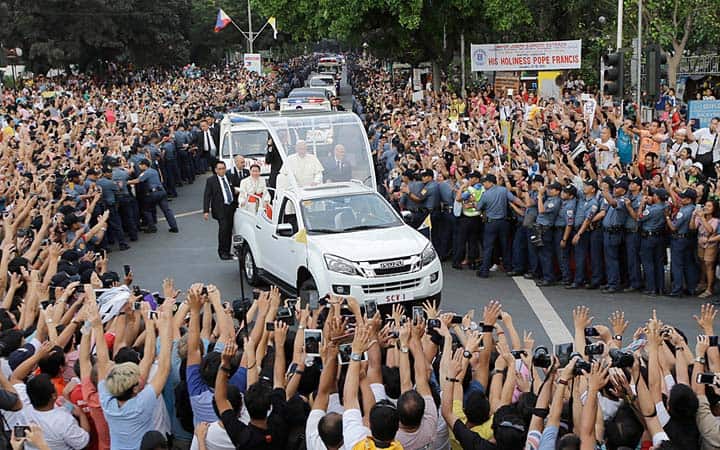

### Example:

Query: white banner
xmin=243 ymin=53 xmax=262 ymax=74
xmin=470 ymin=40 xmax=582 ymax=72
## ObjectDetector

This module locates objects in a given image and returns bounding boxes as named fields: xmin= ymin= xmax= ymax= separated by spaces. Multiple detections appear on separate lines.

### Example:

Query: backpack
xmin=351 ymin=437 xmax=403 ymax=450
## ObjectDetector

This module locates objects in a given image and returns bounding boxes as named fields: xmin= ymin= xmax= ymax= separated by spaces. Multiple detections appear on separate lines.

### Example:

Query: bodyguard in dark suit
xmin=203 ymin=161 xmax=237 ymax=260
xmin=194 ymin=119 xmax=219 ymax=173
xmin=323 ymin=144 xmax=353 ymax=182
xmin=229 ymin=155 xmax=250 ymax=188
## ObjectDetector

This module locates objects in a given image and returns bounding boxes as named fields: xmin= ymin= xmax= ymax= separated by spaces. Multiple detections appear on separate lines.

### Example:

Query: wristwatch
xmin=399 ymin=346 xmax=409 ymax=354
xmin=463 ymin=350 xmax=473 ymax=359
xmin=350 ymin=353 xmax=363 ymax=362
xmin=696 ymin=356 xmax=707 ymax=364
xmin=613 ymin=335 xmax=623 ymax=341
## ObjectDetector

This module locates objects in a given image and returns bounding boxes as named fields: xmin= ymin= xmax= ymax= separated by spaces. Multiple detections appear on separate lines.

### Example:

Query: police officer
xmin=522 ymin=174 xmax=544 ymax=279
xmin=174 ymin=123 xmax=195 ymax=184
xmin=401 ymin=169 xmax=438 ymax=238
xmin=567 ymin=179 xmax=600 ymax=289
xmin=666 ymin=188 xmax=699 ymax=296
xmin=160 ymin=130 xmax=179 ymax=198
xmin=599 ymin=179 xmax=629 ymax=293
xmin=624 ymin=178 xmax=644 ymax=292
xmin=128 ymin=159 xmax=179 ymax=234
xmin=64 ymin=169 xmax=87 ymax=206
xmin=452 ymin=171 xmax=483 ymax=270
xmin=97 ymin=166 xmax=129 ymax=251
xmin=638 ymin=188 xmax=669 ymax=296
xmin=587 ymin=177 xmax=611 ymax=289
xmin=112 ymin=159 xmax=139 ymax=242
xmin=476 ymin=173 xmax=523 ymax=278
xmin=554 ymin=184 xmax=577 ymax=286
xmin=535 ymin=181 xmax=561 ymax=286
xmin=432 ymin=172 xmax=455 ymax=261
xmin=507 ymin=170 xmax=530 ymax=277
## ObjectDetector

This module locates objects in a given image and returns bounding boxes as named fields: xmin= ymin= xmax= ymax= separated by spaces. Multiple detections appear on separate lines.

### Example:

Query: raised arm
xmin=149 ymin=308 xmax=172 ymax=396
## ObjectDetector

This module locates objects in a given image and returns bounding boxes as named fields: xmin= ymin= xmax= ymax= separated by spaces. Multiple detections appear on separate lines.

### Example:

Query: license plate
xmin=379 ymin=260 xmax=404 ymax=269
xmin=380 ymin=293 xmax=414 ymax=304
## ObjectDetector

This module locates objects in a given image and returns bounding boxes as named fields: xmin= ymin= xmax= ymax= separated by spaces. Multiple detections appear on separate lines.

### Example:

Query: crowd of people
xmin=351 ymin=59 xmax=720 ymax=298
xmin=1 ymin=50 xmax=720 ymax=450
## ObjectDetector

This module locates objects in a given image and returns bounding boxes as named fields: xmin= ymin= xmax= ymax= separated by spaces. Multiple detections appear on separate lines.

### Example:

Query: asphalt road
xmin=108 ymin=175 xmax=710 ymax=351
xmin=108 ymin=65 xmax=713 ymax=351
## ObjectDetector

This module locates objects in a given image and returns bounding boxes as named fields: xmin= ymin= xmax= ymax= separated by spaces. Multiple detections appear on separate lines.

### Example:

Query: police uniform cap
xmin=483 ymin=174 xmax=497 ymax=184
xmin=679 ymin=188 xmax=697 ymax=200
xmin=652 ymin=188 xmax=669 ymax=201
xmin=583 ymin=179 xmax=599 ymax=189
xmin=468 ymin=171 xmax=482 ymax=180
xmin=562 ymin=185 xmax=577 ymax=196
xmin=614 ymin=180 xmax=629 ymax=190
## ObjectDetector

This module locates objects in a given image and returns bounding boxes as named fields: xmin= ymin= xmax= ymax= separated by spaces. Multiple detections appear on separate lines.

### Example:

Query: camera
xmin=532 ymin=346 xmax=552 ymax=368
xmin=609 ymin=349 xmax=634 ymax=368
xmin=574 ymin=359 xmax=592 ymax=376
xmin=427 ymin=319 xmax=441 ymax=329
xmin=585 ymin=343 xmax=605 ymax=356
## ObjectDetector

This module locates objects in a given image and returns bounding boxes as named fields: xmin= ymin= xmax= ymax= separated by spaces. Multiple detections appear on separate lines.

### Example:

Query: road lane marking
xmin=158 ymin=209 xmax=203 ymax=221
xmin=512 ymin=277 xmax=573 ymax=346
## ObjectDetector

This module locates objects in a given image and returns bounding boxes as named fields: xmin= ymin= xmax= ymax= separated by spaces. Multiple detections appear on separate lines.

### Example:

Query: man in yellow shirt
xmin=449 ymin=391 xmax=494 ymax=449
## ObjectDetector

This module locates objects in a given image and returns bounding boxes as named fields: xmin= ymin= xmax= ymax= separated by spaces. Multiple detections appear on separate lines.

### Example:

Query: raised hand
xmin=483 ymin=300 xmax=502 ymax=326
xmin=609 ymin=310 xmax=628 ymax=337
xmin=694 ymin=303 xmax=716 ymax=335
xmin=573 ymin=306 xmax=593 ymax=330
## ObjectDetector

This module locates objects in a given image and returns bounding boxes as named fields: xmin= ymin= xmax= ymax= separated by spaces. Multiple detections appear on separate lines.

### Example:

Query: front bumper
xmin=315 ymin=257 xmax=443 ymax=305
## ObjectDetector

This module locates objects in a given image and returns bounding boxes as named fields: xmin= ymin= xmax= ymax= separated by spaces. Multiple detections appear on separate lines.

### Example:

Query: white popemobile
xmin=219 ymin=111 xmax=443 ymax=308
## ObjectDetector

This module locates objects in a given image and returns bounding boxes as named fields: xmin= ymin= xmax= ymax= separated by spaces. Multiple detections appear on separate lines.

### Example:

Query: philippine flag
xmin=214 ymin=9 xmax=232 ymax=33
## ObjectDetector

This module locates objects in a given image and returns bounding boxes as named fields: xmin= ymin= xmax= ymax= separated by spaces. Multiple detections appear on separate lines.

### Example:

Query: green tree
xmin=629 ymin=0 xmax=720 ymax=86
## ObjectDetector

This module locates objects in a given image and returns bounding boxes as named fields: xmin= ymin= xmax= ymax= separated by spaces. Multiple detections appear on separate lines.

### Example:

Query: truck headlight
xmin=420 ymin=244 xmax=437 ymax=266
xmin=324 ymin=254 xmax=357 ymax=276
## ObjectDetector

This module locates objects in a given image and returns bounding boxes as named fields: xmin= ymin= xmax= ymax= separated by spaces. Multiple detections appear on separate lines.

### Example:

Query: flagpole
xmin=247 ymin=0 xmax=253 ymax=53
xmin=251 ymin=21 xmax=270 ymax=42
xmin=230 ymin=20 xmax=249 ymax=40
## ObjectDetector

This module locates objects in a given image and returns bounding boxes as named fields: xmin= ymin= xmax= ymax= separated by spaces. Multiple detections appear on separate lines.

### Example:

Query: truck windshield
xmin=222 ymin=129 xmax=269 ymax=159
xmin=301 ymin=193 xmax=402 ymax=234
xmin=310 ymin=78 xmax=334 ymax=87
xmin=263 ymin=113 xmax=375 ymax=189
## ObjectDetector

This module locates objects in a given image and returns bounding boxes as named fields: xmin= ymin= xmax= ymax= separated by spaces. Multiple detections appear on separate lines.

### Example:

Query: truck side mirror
xmin=276 ymin=223 xmax=294 ymax=237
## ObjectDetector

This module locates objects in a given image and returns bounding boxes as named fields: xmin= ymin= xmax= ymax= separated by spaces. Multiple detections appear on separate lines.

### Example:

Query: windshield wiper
xmin=342 ymin=225 xmax=382 ymax=232
xmin=308 ymin=228 xmax=343 ymax=234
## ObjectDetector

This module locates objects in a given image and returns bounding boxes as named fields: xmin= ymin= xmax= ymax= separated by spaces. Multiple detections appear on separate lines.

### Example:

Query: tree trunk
xmin=432 ymin=60 xmax=441 ymax=91
xmin=667 ymin=53 xmax=680 ymax=90
xmin=667 ymin=40 xmax=684 ymax=90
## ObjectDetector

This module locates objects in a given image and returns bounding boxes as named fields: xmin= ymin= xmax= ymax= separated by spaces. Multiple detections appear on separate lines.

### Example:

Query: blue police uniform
xmin=476 ymin=185 xmax=518 ymax=277
xmin=511 ymin=204 xmax=528 ymax=276
xmin=138 ymin=168 xmax=179 ymax=232
xmin=97 ymin=176 xmax=128 ymax=249
xmin=572 ymin=195 xmax=599 ymax=287
xmin=161 ymin=139 xmax=179 ymax=197
xmin=601 ymin=194 xmax=628 ymax=291
xmin=113 ymin=167 xmax=139 ymax=241
xmin=669 ymin=204 xmax=698 ymax=295
xmin=525 ymin=190 xmax=540 ymax=277
xmin=554 ymin=197 xmax=576 ymax=284
xmin=639 ymin=202 xmax=668 ymax=295
xmin=174 ymin=129 xmax=195 ymax=184
xmin=588 ymin=193 xmax=605 ymax=288
xmin=536 ymin=193 xmax=560 ymax=283
xmin=431 ymin=181 xmax=455 ymax=260
xmin=624 ymin=194 xmax=643 ymax=290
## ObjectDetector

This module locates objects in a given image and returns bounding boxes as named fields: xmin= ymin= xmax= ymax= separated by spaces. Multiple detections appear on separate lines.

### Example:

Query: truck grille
xmin=358 ymin=255 xmax=419 ymax=278
xmin=362 ymin=278 xmax=421 ymax=294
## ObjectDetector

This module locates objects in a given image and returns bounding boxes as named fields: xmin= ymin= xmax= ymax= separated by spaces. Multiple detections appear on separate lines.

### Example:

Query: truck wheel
xmin=298 ymin=278 xmax=319 ymax=309
xmin=241 ymin=245 xmax=259 ymax=286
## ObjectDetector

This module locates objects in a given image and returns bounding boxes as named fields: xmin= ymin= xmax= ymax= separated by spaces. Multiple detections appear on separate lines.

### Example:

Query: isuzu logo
xmin=379 ymin=260 xmax=404 ymax=269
